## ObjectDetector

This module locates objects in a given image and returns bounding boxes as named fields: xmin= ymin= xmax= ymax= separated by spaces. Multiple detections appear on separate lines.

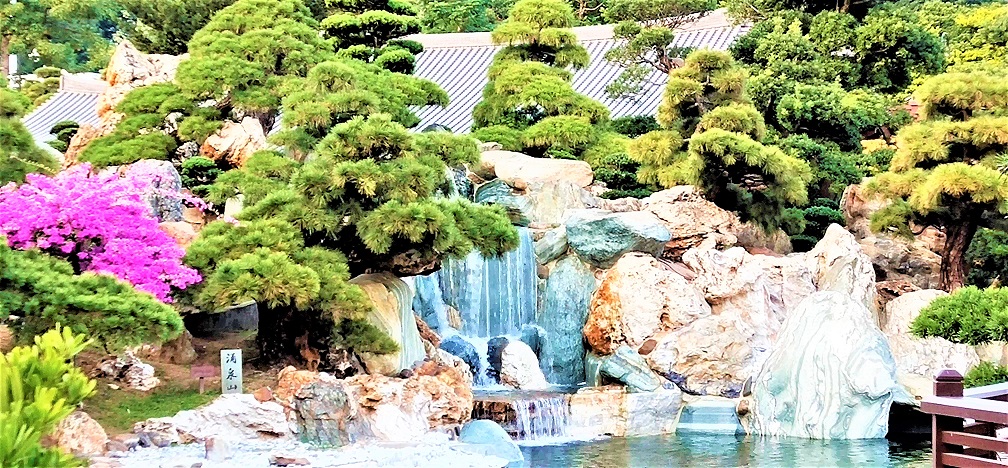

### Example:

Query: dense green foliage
xmin=630 ymin=50 xmax=813 ymax=230
xmin=911 ymin=286 xmax=1008 ymax=345
xmin=118 ymin=0 xmax=238 ymax=55
xmin=965 ymin=361 xmax=1008 ymax=388
xmin=0 ymin=242 xmax=184 ymax=351
xmin=868 ymin=69 xmax=1008 ymax=290
xmin=0 ymin=0 xmax=115 ymax=74
xmin=420 ymin=0 xmax=508 ymax=32
xmin=322 ymin=0 xmax=424 ymax=71
xmin=0 ymin=326 xmax=96 ymax=468
xmin=602 ymin=0 xmax=715 ymax=99
xmin=179 ymin=157 xmax=224 ymax=198
xmin=46 ymin=120 xmax=79 ymax=154
xmin=0 ymin=87 xmax=58 ymax=185
xmin=783 ymin=198 xmax=846 ymax=251
xmin=967 ymin=228 xmax=1008 ymax=289
xmin=610 ymin=115 xmax=660 ymax=138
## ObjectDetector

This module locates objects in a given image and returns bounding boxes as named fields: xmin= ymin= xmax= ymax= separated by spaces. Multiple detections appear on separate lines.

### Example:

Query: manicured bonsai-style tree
xmin=0 ymin=86 xmax=58 ymax=185
xmin=471 ymin=0 xmax=611 ymax=160
xmin=868 ymin=70 xmax=1008 ymax=290
xmin=630 ymin=50 xmax=813 ymax=230
xmin=0 ymin=165 xmax=201 ymax=302
xmin=321 ymin=0 xmax=425 ymax=73
xmin=0 ymin=325 xmax=96 ymax=468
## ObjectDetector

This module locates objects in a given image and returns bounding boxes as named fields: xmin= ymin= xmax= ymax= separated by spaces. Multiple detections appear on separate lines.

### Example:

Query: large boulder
xmin=474 ymin=178 xmax=534 ymax=226
xmin=289 ymin=361 xmax=473 ymax=445
xmin=479 ymin=150 xmax=593 ymax=188
xmin=597 ymin=346 xmax=664 ymax=393
xmin=93 ymin=351 xmax=160 ymax=391
xmin=584 ymin=253 xmax=710 ymax=355
xmin=458 ymin=420 xmax=523 ymax=464
xmin=199 ymin=116 xmax=268 ymax=167
xmin=881 ymin=290 xmax=979 ymax=399
xmin=751 ymin=291 xmax=913 ymax=439
xmin=840 ymin=183 xmax=889 ymax=239
xmin=134 ymin=328 xmax=197 ymax=365
xmin=499 ymin=341 xmax=549 ymax=390
xmin=859 ymin=235 xmax=941 ymax=290
xmin=534 ymin=227 xmax=568 ymax=264
xmin=158 ymin=221 xmax=198 ymax=251
xmin=133 ymin=394 xmax=289 ymax=444
xmin=804 ymin=224 xmax=877 ymax=317
xmin=439 ymin=335 xmax=481 ymax=376
xmin=646 ymin=248 xmax=816 ymax=397
xmin=51 ymin=411 xmax=108 ymax=457
xmin=350 ymin=274 xmax=426 ymax=375
xmin=568 ymin=386 xmax=683 ymax=438
xmin=540 ymin=256 xmax=597 ymax=385
xmin=123 ymin=160 xmax=184 ymax=222
xmin=565 ymin=209 xmax=671 ymax=268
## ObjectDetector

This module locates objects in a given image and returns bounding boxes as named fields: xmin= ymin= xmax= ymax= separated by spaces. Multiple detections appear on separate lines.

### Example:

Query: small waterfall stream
xmin=512 ymin=396 xmax=571 ymax=441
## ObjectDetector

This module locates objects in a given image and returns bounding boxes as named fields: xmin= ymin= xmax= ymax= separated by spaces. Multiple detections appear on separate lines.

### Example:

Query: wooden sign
xmin=190 ymin=365 xmax=217 ymax=395
xmin=220 ymin=349 xmax=243 ymax=394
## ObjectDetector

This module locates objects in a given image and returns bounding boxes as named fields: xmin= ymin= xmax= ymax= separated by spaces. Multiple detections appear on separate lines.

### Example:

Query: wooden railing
xmin=920 ymin=369 xmax=1008 ymax=467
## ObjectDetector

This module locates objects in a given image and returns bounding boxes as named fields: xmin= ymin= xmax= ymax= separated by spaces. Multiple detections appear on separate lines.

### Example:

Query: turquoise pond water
xmin=518 ymin=434 xmax=931 ymax=467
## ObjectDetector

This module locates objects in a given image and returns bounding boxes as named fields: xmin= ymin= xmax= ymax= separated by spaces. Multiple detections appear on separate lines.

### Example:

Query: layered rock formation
xmin=349 ymin=274 xmax=425 ymax=375
xmin=750 ymin=291 xmax=913 ymax=439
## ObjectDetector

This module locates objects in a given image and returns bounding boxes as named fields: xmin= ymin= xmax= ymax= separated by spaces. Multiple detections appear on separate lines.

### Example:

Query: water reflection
xmin=520 ymin=433 xmax=931 ymax=467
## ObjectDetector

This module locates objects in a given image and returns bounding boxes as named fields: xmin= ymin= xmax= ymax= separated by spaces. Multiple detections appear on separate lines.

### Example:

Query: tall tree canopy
xmin=0 ymin=85 xmax=57 ymax=185
xmin=0 ymin=0 xmax=116 ymax=75
xmin=630 ymin=50 xmax=813 ymax=230
xmin=117 ymin=0 xmax=238 ymax=55
xmin=322 ymin=0 xmax=425 ymax=72
xmin=868 ymin=70 xmax=1008 ymax=291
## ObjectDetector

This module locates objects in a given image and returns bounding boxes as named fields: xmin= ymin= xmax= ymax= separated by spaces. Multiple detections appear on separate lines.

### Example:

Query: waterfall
xmin=438 ymin=226 xmax=537 ymax=338
xmin=512 ymin=396 xmax=570 ymax=441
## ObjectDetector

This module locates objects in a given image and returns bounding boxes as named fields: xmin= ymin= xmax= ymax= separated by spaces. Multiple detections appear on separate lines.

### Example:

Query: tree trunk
xmin=1 ymin=35 xmax=10 ymax=78
xmin=940 ymin=221 xmax=979 ymax=291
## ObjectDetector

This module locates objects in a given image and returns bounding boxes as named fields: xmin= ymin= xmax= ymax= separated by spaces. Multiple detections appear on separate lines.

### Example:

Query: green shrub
xmin=594 ymin=152 xmax=653 ymax=199
xmin=46 ymin=140 xmax=69 ymax=153
xmin=0 ymin=325 xmax=96 ymax=468
xmin=471 ymin=125 xmax=524 ymax=151
xmin=968 ymin=228 xmax=1008 ymax=288
xmin=802 ymin=205 xmax=845 ymax=239
xmin=180 ymin=157 xmax=224 ymax=198
xmin=789 ymin=234 xmax=818 ymax=252
xmin=33 ymin=66 xmax=62 ymax=79
xmin=610 ymin=115 xmax=660 ymax=138
xmin=811 ymin=197 xmax=839 ymax=210
xmin=911 ymin=286 xmax=1008 ymax=345
xmin=49 ymin=121 xmax=80 ymax=135
xmin=965 ymin=361 xmax=1008 ymax=388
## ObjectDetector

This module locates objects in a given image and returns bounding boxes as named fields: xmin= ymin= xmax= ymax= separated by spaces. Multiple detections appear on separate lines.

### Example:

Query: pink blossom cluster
xmin=0 ymin=164 xmax=202 ymax=302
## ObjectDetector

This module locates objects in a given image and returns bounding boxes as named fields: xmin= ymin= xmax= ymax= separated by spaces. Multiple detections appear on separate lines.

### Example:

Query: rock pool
xmin=520 ymin=434 xmax=930 ymax=467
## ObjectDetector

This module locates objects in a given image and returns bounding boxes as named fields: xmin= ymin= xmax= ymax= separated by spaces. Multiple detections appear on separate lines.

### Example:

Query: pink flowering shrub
xmin=0 ymin=164 xmax=201 ymax=302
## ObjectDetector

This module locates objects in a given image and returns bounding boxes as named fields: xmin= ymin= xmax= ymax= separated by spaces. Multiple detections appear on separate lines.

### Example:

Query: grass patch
xmin=85 ymin=382 xmax=220 ymax=434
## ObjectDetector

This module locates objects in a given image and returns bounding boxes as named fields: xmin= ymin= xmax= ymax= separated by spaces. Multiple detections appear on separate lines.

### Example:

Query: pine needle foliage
xmin=0 ymin=88 xmax=57 ymax=185
xmin=0 ymin=242 xmax=184 ymax=351
xmin=321 ymin=0 xmax=424 ymax=72
xmin=867 ymin=70 xmax=1008 ymax=290
xmin=631 ymin=50 xmax=813 ymax=231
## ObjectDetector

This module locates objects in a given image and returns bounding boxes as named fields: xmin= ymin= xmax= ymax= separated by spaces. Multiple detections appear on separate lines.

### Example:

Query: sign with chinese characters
xmin=220 ymin=349 xmax=243 ymax=394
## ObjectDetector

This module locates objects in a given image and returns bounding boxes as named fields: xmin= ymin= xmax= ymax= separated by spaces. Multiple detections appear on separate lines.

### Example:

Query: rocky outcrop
xmin=860 ymin=236 xmax=941 ymax=289
xmin=881 ymin=290 xmax=979 ymax=399
xmin=134 ymin=394 xmax=289 ymax=444
xmin=565 ymin=210 xmax=671 ymax=268
xmin=200 ymin=116 xmax=268 ymax=167
xmin=597 ymin=346 xmax=664 ymax=393
xmin=567 ymin=386 xmax=683 ymax=438
xmin=474 ymin=178 xmax=534 ymax=226
xmin=93 ymin=351 xmax=160 ymax=391
xmin=841 ymin=183 xmax=889 ymax=239
xmin=65 ymin=41 xmax=184 ymax=165
xmin=641 ymin=187 xmax=792 ymax=259
xmin=805 ymin=224 xmax=878 ymax=317
xmin=751 ymin=291 xmax=913 ymax=439
xmin=534 ymin=227 xmax=568 ymax=264
xmin=499 ymin=341 xmax=549 ymax=390
xmin=439 ymin=335 xmax=480 ymax=376
xmin=124 ymin=160 xmax=184 ymax=222
xmin=584 ymin=253 xmax=710 ymax=355
xmin=479 ymin=150 xmax=593 ymax=188
xmin=289 ymin=361 xmax=473 ymax=445
xmin=52 ymin=411 xmax=108 ymax=457
xmin=540 ymin=256 xmax=597 ymax=385
xmin=158 ymin=222 xmax=198 ymax=251
xmin=350 ymin=274 xmax=425 ymax=375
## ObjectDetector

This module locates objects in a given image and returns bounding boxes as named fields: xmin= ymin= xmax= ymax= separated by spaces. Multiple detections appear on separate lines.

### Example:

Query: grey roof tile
xmin=22 ymin=90 xmax=103 ymax=154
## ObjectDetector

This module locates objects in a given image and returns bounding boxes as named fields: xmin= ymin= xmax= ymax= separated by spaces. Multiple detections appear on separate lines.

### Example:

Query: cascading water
xmin=511 ymin=396 xmax=571 ymax=441
xmin=437 ymin=226 xmax=538 ymax=338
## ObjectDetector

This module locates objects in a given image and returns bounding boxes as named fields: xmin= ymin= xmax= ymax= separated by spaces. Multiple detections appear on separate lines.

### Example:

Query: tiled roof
xmin=21 ymin=9 xmax=749 ymax=148
xmin=408 ymin=8 xmax=750 ymax=132
xmin=22 ymin=88 xmax=103 ymax=155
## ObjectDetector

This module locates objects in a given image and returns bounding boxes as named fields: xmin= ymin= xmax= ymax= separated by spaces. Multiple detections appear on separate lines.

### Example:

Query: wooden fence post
xmin=933 ymin=369 xmax=965 ymax=468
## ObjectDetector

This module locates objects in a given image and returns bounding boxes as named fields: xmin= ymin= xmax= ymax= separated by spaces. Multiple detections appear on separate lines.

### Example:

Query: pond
xmin=519 ymin=434 xmax=931 ymax=467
